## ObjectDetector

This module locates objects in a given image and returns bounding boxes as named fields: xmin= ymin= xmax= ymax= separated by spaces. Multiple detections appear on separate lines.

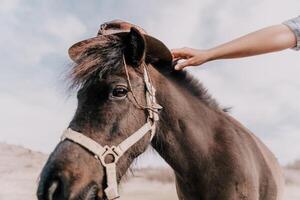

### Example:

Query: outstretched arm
xmin=172 ymin=17 xmax=300 ymax=70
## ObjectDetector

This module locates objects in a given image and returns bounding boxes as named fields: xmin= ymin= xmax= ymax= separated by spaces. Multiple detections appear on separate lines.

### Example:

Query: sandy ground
xmin=0 ymin=142 xmax=299 ymax=200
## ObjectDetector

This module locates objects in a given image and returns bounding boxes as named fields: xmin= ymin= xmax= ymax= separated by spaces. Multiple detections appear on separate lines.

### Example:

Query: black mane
xmin=170 ymin=70 xmax=221 ymax=110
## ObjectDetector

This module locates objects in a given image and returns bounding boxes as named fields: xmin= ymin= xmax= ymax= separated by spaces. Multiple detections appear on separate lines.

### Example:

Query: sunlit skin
xmin=172 ymin=24 xmax=297 ymax=70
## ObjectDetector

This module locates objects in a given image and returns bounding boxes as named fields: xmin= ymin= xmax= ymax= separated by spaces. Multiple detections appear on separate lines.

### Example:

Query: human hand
xmin=171 ymin=47 xmax=212 ymax=70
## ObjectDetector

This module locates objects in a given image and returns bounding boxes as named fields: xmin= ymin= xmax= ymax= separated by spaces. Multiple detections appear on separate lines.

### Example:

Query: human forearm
xmin=171 ymin=20 xmax=299 ymax=70
xmin=207 ymin=24 xmax=297 ymax=61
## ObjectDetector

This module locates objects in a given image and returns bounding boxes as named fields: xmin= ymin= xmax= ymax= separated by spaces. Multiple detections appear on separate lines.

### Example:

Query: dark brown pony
xmin=37 ymin=21 xmax=284 ymax=200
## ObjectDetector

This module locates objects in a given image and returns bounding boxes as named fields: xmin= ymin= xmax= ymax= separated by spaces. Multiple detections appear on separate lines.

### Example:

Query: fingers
xmin=174 ymin=58 xmax=195 ymax=70
xmin=172 ymin=47 xmax=195 ymax=70
xmin=171 ymin=47 xmax=193 ymax=59
xmin=171 ymin=47 xmax=208 ymax=70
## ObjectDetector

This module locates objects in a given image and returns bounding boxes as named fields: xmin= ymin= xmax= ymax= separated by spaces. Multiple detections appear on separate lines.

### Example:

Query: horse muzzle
xmin=37 ymin=140 xmax=107 ymax=200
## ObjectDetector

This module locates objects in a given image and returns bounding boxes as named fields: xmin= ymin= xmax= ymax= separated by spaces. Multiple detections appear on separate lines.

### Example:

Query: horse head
xmin=37 ymin=22 xmax=172 ymax=200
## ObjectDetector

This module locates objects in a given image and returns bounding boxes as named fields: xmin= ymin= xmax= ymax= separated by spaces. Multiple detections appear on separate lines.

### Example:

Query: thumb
xmin=174 ymin=59 xmax=193 ymax=70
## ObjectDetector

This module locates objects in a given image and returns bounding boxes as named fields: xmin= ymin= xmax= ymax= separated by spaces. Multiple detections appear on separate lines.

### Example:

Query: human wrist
xmin=204 ymin=48 xmax=218 ymax=61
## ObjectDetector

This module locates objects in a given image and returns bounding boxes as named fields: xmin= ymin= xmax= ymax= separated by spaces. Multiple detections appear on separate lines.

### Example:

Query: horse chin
xmin=47 ymin=181 xmax=58 ymax=200
xmin=83 ymin=184 xmax=100 ymax=200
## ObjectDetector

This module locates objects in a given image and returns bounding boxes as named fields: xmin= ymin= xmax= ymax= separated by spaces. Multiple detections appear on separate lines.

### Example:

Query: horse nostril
xmin=48 ymin=180 xmax=59 ymax=200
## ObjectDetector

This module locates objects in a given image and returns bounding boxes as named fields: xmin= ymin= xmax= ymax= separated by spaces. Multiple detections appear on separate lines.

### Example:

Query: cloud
xmin=0 ymin=0 xmax=20 ymax=13
xmin=0 ymin=91 xmax=75 ymax=152
xmin=44 ymin=15 xmax=87 ymax=44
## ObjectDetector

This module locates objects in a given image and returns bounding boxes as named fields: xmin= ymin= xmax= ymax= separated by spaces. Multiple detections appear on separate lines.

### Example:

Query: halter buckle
xmin=98 ymin=145 xmax=121 ymax=167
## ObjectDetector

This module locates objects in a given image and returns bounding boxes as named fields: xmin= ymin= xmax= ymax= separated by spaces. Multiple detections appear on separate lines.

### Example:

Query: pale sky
xmin=0 ymin=0 xmax=300 ymax=167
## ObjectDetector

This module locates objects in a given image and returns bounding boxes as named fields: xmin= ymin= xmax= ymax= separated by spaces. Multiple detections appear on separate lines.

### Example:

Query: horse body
xmin=148 ymin=66 xmax=284 ymax=200
xmin=37 ymin=20 xmax=284 ymax=200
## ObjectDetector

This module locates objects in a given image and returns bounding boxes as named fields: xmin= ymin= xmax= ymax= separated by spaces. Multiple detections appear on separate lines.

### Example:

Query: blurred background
xmin=0 ymin=0 xmax=300 ymax=199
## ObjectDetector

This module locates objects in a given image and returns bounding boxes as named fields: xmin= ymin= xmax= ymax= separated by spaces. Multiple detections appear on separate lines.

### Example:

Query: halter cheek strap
xmin=60 ymin=65 xmax=162 ymax=200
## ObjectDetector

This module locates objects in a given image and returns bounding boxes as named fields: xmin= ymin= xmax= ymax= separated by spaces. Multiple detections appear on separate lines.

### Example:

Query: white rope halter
xmin=60 ymin=60 xmax=162 ymax=200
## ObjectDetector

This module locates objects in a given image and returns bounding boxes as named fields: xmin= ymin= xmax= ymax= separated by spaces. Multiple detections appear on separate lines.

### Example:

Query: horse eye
xmin=111 ymin=86 xmax=128 ymax=99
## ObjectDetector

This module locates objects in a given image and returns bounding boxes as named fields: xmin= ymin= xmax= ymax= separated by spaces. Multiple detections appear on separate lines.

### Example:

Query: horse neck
xmin=151 ymin=70 xmax=222 ymax=177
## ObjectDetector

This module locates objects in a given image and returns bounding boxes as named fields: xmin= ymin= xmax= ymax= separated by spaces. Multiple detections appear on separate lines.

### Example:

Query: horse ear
xmin=98 ymin=20 xmax=173 ymax=73
xmin=123 ymin=27 xmax=146 ymax=67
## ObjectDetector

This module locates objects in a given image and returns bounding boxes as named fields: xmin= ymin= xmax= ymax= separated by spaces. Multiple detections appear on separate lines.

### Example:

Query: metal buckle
xmin=97 ymin=145 xmax=120 ymax=167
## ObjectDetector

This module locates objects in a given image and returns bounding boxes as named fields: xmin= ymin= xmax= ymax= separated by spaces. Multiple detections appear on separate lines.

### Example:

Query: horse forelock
xmin=68 ymin=35 xmax=124 ymax=89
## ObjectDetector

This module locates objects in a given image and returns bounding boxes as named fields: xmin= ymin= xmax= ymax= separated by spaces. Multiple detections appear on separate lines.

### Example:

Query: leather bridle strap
xmin=60 ymin=62 xmax=161 ymax=200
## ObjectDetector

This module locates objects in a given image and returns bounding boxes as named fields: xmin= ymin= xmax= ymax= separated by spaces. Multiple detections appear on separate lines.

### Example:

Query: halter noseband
xmin=60 ymin=59 xmax=162 ymax=200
